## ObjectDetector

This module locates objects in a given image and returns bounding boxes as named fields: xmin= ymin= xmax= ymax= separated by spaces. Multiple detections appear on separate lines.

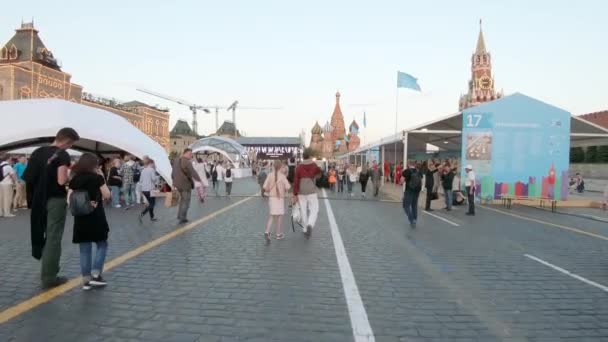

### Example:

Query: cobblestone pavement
xmin=1 ymin=178 xmax=608 ymax=341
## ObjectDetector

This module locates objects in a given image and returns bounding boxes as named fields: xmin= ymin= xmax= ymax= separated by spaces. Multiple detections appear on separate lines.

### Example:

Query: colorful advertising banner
xmin=461 ymin=93 xmax=571 ymax=202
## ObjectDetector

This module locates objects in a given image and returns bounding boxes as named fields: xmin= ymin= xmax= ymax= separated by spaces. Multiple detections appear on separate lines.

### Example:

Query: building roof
xmin=475 ymin=21 xmax=487 ymax=54
xmin=0 ymin=22 xmax=60 ymax=70
xmin=170 ymin=119 xmax=197 ymax=137
xmin=217 ymin=120 xmax=241 ymax=137
xmin=579 ymin=110 xmax=608 ymax=129
xmin=349 ymin=120 xmax=359 ymax=131
xmin=236 ymin=137 xmax=302 ymax=146
xmin=311 ymin=121 xmax=322 ymax=134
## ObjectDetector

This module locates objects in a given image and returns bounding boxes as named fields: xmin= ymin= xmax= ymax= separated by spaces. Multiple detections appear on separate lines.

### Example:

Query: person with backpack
xmin=402 ymin=161 xmax=422 ymax=228
xmin=68 ymin=153 xmax=111 ymax=291
xmin=359 ymin=164 xmax=371 ymax=198
xmin=133 ymin=159 xmax=144 ymax=205
xmin=263 ymin=160 xmax=291 ymax=242
xmin=224 ymin=163 xmax=233 ymax=197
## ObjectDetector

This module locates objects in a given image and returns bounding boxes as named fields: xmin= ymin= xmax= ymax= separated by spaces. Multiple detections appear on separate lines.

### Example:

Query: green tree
xmin=570 ymin=147 xmax=585 ymax=163
xmin=585 ymin=146 xmax=599 ymax=163
xmin=598 ymin=145 xmax=608 ymax=163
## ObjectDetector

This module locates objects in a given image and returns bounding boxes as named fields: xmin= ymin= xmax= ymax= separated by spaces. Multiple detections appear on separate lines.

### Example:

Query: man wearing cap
xmin=464 ymin=165 xmax=476 ymax=216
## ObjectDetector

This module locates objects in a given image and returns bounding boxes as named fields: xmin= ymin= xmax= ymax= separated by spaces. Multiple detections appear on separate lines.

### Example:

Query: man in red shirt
xmin=292 ymin=150 xmax=322 ymax=238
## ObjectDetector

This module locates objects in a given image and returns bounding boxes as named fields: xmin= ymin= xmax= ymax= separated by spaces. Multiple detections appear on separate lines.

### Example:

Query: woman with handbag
xmin=68 ymin=153 xmax=111 ymax=291
xmin=262 ymin=161 xmax=291 ymax=242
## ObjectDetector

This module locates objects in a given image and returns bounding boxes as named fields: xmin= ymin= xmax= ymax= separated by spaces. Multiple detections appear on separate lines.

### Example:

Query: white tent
xmin=0 ymin=99 xmax=172 ymax=186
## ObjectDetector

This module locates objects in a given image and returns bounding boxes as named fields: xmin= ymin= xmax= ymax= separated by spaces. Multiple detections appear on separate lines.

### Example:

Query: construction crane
xmin=225 ymin=100 xmax=282 ymax=138
xmin=136 ymin=88 xmax=213 ymax=136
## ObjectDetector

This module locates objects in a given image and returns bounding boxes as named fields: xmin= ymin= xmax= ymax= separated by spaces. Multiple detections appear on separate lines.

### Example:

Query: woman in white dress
xmin=263 ymin=161 xmax=291 ymax=242
xmin=192 ymin=158 xmax=209 ymax=202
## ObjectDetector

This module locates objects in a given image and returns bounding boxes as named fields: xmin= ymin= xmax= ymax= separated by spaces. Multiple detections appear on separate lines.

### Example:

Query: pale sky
xmin=2 ymin=0 xmax=607 ymax=144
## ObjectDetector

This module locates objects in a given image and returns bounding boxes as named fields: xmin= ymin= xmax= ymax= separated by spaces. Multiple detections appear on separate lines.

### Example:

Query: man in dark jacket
xmin=172 ymin=149 xmax=201 ymax=224
xmin=424 ymin=163 xmax=438 ymax=211
xmin=293 ymin=150 xmax=322 ymax=238
xmin=24 ymin=127 xmax=80 ymax=288
xmin=441 ymin=165 xmax=455 ymax=211
xmin=402 ymin=161 xmax=422 ymax=228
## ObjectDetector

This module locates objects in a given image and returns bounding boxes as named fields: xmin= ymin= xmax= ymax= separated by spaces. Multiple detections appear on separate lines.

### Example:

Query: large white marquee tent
xmin=0 ymin=99 xmax=172 ymax=186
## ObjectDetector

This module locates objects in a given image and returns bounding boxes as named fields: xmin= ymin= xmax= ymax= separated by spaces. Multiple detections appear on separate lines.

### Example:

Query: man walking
xmin=371 ymin=161 xmax=383 ymax=197
xmin=293 ymin=150 xmax=322 ymax=238
xmin=464 ymin=165 xmax=476 ymax=216
xmin=24 ymin=127 xmax=80 ymax=288
xmin=424 ymin=163 xmax=437 ymax=211
xmin=402 ymin=161 xmax=422 ymax=228
xmin=224 ymin=163 xmax=233 ymax=197
xmin=172 ymin=148 xmax=201 ymax=224
xmin=441 ymin=165 xmax=455 ymax=211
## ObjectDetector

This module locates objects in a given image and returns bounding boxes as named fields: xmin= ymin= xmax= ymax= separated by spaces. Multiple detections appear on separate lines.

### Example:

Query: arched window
xmin=0 ymin=47 xmax=7 ymax=60
xmin=20 ymin=87 xmax=32 ymax=99
xmin=8 ymin=45 xmax=17 ymax=60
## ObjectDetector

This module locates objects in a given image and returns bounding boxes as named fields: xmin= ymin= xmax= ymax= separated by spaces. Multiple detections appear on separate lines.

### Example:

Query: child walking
xmin=263 ymin=161 xmax=291 ymax=242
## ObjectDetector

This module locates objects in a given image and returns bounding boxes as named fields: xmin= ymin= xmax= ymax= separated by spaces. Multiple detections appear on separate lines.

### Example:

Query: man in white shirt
xmin=0 ymin=155 xmax=18 ymax=217
xmin=215 ymin=162 xmax=225 ymax=196
xmin=464 ymin=164 xmax=476 ymax=216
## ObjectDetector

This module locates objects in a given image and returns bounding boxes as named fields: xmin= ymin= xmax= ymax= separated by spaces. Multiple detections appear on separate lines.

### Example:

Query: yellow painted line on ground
xmin=480 ymin=205 xmax=608 ymax=242
xmin=0 ymin=196 xmax=253 ymax=324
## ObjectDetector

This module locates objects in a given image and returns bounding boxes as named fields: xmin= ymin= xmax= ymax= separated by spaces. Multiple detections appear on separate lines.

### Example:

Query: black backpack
xmin=69 ymin=190 xmax=95 ymax=216
xmin=407 ymin=169 xmax=422 ymax=192
xmin=226 ymin=168 xmax=231 ymax=178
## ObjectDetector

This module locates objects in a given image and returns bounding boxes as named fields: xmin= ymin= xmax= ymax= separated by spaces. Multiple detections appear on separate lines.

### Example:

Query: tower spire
xmin=476 ymin=19 xmax=486 ymax=54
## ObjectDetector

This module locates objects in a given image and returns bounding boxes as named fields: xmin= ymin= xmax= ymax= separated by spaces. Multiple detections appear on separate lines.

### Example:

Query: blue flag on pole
xmin=363 ymin=111 xmax=367 ymax=128
xmin=397 ymin=71 xmax=421 ymax=91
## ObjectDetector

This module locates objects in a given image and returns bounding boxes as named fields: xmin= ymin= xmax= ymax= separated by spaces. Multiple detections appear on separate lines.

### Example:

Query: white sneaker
xmin=114 ymin=205 xmax=122 ymax=208
xmin=3 ymin=214 xmax=16 ymax=218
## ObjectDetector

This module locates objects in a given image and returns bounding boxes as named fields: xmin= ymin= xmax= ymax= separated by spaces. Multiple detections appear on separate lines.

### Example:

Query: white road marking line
xmin=524 ymin=254 xmax=608 ymax=293
xmin=322 ymin=189 xmax=375 ymax=342
xmin=422 ymin=210 xmax=460 ymax=227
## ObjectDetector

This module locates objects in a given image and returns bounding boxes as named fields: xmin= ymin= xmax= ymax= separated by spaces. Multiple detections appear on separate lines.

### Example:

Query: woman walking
xmin=263 ymin=161 xmax=291 ymax=242
xmin=139 ymin=159 xmax=159 ymax=223
xmin=347 ymin=164 xmax=357 ymax=197
xmin=107 ymin=158 xmax=122 ymax=208
xmin=359 ymin=164 xmax=371 ymax=198
xmin=68 ymin=153 xmax=111 ymax=291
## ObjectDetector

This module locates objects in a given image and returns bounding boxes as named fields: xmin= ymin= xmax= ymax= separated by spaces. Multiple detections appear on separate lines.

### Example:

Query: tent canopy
xmin=348 ymin=92 xmax=608 ymax=156
xmin=0 ymin=99 xmax=172 ymax=185
xmin=191 ymin=145 xmax=236 ymax=165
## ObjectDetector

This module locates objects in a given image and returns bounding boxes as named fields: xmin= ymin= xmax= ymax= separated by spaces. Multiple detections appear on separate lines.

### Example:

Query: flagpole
xmin=394 ymin=76 xmax=399 ymax=166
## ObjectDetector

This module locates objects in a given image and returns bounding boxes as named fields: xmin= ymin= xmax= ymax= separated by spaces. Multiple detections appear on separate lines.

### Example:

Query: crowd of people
xmin=3 ymin=127 xmax=608 ymax=293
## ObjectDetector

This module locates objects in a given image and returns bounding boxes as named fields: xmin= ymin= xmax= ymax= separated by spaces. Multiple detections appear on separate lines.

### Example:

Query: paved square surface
xmin=1 ymin=178 xmax=608 ymax=341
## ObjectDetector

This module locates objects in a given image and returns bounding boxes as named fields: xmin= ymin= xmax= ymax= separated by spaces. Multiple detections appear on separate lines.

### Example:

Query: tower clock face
xmin=479 ymin=76 xmax=492 ymax=90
